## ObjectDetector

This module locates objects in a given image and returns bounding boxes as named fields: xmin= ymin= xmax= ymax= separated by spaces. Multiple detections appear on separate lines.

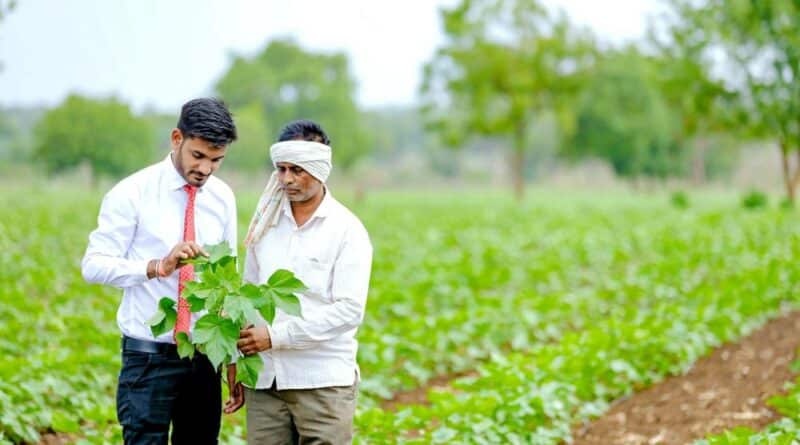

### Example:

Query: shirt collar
xmin=281 ymin=186 xmax=333 ymax=223
xmin=162 ymin=153 xmax=205 ymax=193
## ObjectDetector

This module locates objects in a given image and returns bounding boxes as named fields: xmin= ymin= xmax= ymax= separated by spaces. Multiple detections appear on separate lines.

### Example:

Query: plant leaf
xmin=175 ymin=332 xmax=195 ymax=359
xmin=242 ymin=283 xmax=277 ymax=324
xmin=146 ymin=297 xmax=177 ymax=337
xmin=267 ymin=269 xmax=308 ymax=293
xmin=205 ymin=241 xmax=233 ymax=264
xmin=223 ymin=294 xmax=259 ymax=327
xmin=193 ymin=314 xmax=239 ymax=370
xmin=273 ymin=292 xmax=302 ymax=318
xmin=213 ymin=258 xmax=241 ymax=291
xmin=180 ymin=256 xmax=209 ymax=266
xmin=204 ymin=288 xmax=226 ymax=315
xmin=236 ymin=354 xmax=264 ymax=387
xmin=259 ymin=292 xmax=276 ymax=325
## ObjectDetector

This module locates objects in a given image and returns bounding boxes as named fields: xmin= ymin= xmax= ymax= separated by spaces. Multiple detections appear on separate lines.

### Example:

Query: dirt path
xmin=572 ymin=310 xmax=800 ymax=445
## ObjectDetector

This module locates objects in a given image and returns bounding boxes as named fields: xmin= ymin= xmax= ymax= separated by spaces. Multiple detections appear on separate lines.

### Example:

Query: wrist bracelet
xmin=156 ymin=258 xmax=167 ymax=279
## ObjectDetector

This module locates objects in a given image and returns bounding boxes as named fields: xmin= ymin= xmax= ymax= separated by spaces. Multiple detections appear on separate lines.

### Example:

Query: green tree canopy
xmin=421 ymin=0 xmax=595 ymax=197
xmin=565 ymin=49 xmax=686 ymax=178
xmin=34 ymin=95 xmax=154 ymax=185
xmin=648 ymin=1 xmax=741 ymax=183
xmin=216 ymin=39 xmax=370 ymax=173
xmin=673 ymin=0 xmax=800 ymax=199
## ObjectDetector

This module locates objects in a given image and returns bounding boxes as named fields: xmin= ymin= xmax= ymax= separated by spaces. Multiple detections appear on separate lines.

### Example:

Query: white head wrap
xmin=244 ymin=140 xmax=332 ymax=247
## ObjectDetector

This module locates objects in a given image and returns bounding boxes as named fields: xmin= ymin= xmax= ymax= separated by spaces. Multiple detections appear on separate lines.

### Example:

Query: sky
xmin=0 ymin=0 xmax=662 ymax=112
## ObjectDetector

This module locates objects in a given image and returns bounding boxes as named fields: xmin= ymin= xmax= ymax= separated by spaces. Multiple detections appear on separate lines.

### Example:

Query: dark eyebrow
xmin=194 ymin=150 xmax=225 ymax=162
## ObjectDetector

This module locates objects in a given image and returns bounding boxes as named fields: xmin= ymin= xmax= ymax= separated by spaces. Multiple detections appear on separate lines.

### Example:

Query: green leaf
xmin=267 ymin=269 xmax=308 ymax=293
xmin=180 ymin=256 xmax=209 ymax=266
xmin=241 ymin=283 xmax=268 ymax=306
xmin=146 ymin=297 xmax=177 ymax=337
xmin=241 ymin=283 xmax=277 ymax=324
xmin=273 ymin=292 xmax=302 ymax=318
xmin=185 ymin=294 xmax=206 ymax=312
xmin=205 ymin=241 xmax=233 ymax=264
xmin=259 ymin=293 xmax=276 ymax=325
xmin=236 ymin=354 xmax=264 ymax=387
xmin=213 ymin=258 xmax=241 ymax=291
xmin=204 ymin=289 xmax=226 ymax=315
xmin=183 ymin=281 xmax=217 ymax=312
xmin=199 ymin=266 xmax=222 ymax=287
xmin=223 ymin=294 xmax=259 ymax=327
xmin=193 ymin=314 xmax=239 ymax=370
xmin=51 ymin=411 xmax=80 ymax=433
xmin=175 ymin=332 xmax=195 ymax=359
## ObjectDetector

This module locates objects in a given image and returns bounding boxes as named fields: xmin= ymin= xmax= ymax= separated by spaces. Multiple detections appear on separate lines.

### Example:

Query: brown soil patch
xmin=572 ymin=310 xmax=800 ymax=445
xmin=381 ymin=370 xmax=479 ymax=411
xmin=37 ymin=433 xmax=75 ymax=445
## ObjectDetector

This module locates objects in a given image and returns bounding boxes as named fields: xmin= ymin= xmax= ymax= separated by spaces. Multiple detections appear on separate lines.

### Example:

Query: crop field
xmin=1 ymin=186 xmax=799 ymax=444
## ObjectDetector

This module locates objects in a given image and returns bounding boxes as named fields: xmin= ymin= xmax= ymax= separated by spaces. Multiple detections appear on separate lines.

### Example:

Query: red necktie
xmin=174 ymin=184 xmax=197 ymax=338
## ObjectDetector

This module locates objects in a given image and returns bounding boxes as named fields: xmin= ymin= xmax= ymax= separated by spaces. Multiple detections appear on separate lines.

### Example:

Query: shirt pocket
xmin=295 ymin=257 xmax=333 ymax=302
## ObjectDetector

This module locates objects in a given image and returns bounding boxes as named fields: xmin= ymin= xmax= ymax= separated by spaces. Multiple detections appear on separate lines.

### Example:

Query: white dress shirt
xmin=244 ymin=189 xmax=372 ymax=390
xmin=81 ymin=154 xmax=237 ymax=343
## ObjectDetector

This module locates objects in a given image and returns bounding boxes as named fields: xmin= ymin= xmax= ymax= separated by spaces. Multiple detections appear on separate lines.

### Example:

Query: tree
xmin=215 ymin=39 xmax=370 ymax=174
xmin=565 ymin=49 xmax=686 ymax=179
xmin=34 ymin=95 xmax=154 ymax=186
xmin=649 ymin=1 xmax=741 ymax=184
xmin=675 ymin=0 xmax=800 ymax=200
xmin=0 ymin=0 xmax=17 ymax=71
xmin=226 ymin=103 xmax=271 ymax=172
xmin=0 ymin=0 xmax=15 ymax=20
xmin=421 ymin=0 xmax=595 ymax=198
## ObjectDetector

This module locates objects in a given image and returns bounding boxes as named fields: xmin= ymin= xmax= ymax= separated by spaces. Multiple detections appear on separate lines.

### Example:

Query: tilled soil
xmin=571 ymin=310 xmax=800 ymax=445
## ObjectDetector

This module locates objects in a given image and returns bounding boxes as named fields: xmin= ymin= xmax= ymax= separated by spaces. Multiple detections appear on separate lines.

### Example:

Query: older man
xmin=237 ymin=119 xmax=372 ymax=444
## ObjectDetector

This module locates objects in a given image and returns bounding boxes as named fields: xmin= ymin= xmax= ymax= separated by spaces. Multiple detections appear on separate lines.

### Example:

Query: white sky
xmin=0 ymin=0 xmax=661 ymax=112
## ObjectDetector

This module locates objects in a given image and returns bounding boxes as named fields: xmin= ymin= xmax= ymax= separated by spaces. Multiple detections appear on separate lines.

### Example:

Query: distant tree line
xmin=6 ymin=0 xmax=796 ymax=198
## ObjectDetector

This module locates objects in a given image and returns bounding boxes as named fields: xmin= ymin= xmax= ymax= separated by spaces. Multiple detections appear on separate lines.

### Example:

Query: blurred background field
xmin=3 ymin=0 xmax=800 ymax=443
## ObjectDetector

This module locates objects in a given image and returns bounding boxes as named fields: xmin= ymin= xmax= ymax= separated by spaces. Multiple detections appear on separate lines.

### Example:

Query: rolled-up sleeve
xmin=81 ymin=185 xmax=148 ymax=288
xmin=269 ymin=223 xmax=372 ymax=350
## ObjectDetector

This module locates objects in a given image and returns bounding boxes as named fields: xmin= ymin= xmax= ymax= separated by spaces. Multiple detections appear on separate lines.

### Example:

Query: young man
xmin=81 ymin=98 xmax=244 ymax=444
xmin=238 ymin=120 xmax=373 ymax=444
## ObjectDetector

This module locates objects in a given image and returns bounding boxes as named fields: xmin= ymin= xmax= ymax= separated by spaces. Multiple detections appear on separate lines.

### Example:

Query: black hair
xmin=177 ymin=98 xmax=237 ymax=147
xmin=277 ymin=119 xmax=330 ymax=145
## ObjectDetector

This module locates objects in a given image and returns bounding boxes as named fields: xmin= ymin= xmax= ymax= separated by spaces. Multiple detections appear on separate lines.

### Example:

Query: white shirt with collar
xmin=244 ymin=189 xmax=372 ymax=390
xmin=81 ymin=154 xmax=237 ymax=344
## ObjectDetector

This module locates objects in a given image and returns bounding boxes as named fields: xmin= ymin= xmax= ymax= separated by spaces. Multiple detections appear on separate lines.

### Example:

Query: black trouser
xmin=116 ymin=337 xmax=221 ymax=445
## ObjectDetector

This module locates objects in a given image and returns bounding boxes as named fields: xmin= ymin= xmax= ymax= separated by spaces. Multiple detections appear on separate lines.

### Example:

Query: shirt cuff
xmin=138 ymin=259 xmax=152 ymax=281
xmin=267 ymin=323 xmax=291 ymax=350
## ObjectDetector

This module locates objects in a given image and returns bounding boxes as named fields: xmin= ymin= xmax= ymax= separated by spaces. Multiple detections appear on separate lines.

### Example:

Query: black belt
xmin=121 ymin=336 xmax=177 ymax=355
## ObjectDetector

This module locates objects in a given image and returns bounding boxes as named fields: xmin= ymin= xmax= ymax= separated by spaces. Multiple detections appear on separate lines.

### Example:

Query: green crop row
xmin=2 ymin=187 xmax=798 ymax=444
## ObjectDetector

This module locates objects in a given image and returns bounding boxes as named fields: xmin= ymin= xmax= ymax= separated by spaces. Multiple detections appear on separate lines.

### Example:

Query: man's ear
xmin=170 ymin=128 xmax=183 ymax=153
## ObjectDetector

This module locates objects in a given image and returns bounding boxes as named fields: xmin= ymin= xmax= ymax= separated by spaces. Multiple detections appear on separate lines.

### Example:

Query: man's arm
xmin=267 ymin=224 xmax=372 ymax=350
xmin=81 ymin=186 xmax=150 ymax=288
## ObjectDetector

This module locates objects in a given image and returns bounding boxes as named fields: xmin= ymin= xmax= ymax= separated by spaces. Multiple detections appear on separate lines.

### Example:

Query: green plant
xmin=742 ymin=190 xmax=768 ymax=209
xmin=147 ymin=242 xmax=305 ymax=387
xmin=671 ymin=191 xmax=690 ymax=209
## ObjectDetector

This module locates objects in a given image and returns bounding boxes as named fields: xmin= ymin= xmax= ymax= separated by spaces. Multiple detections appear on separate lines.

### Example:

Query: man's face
xmin=170 ymin=129 xmax=227 ymax=187
xmin=276 ymin=162 xmax=323 ymax=203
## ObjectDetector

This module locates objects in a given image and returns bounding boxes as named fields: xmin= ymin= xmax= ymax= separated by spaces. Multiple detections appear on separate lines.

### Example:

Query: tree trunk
xmin=691 ymin=138 xmax=708 ymax=185
xmin=511 ymin=123 xmax=526 ymax=200
xmin=780 ymin=140 xmax=796 ymax=202
xmin=354 ymin=182 xmax=366 ymax=204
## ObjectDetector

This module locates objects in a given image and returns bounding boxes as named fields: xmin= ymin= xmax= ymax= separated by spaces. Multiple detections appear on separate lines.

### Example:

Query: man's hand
xmin=237 ymin=326 xmax=271 ymax=355
xmin=224 ymin=364 xmax=245 ymax=414
xmin=161 ymin=241 xmax=209 ymax=276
